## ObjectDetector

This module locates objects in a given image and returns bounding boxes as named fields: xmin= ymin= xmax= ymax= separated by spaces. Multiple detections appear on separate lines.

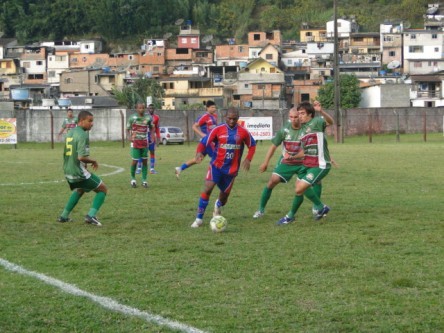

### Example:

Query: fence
xmin=0 ymin=107 xmax=443 ymax=145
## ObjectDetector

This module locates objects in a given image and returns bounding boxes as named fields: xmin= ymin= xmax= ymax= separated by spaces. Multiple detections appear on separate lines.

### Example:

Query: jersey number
xmin=225 ymin=152 xmax=234 ymax=160
xmin=65 ymin=137 xmax=73 ymax=156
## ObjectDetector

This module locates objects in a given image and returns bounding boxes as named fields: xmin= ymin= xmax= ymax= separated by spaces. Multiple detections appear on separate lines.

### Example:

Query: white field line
xmin=0 ymin=164 xmax=124 ymax=186
xmin=0 ymin=258 xmax=208 ymax=333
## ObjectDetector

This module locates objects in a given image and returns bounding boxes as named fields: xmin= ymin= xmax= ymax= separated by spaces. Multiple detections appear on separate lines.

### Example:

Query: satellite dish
xmin=387 ymin=60 xmax=401 ymax=69
xmin=202 ymin=35 xmax=213 ymax=43
xmin=163 ymin=32 xmax=172 ymax=39
xmin=427 ymin=7 xmax=438 ymax=15
xmin=175 ymin=18 xmax=184 ymax=26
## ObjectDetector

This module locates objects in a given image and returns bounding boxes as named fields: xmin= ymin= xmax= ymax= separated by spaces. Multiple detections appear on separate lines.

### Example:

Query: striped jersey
xmin=201 ymin=123 xmax=256 ymax=176
xmin=272 ymin=122 xmax=304 ymax=166
xmin=61 ymin=117 xmax=77 ymax=132
xmin=196 ymin=112 xmax=218 ymax=135
xmin=126 ymin=113 xmax=153 ymax=148
xmin=300 ymin=117 xmax=330 ymax=169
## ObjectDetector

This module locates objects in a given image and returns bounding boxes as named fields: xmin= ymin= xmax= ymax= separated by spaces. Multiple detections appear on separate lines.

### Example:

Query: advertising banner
xmin=238 ymin=117 xmax=273 ymax=140
xmin=0 ymin=118 xmax=17 ymax=144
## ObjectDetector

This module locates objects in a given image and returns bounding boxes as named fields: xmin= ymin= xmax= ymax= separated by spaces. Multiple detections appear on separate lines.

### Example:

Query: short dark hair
xmin=206 ymin=100 xmax=215 ymax=108
xmin=297 ymin=101 xmax=315 ymax=118
xmin=78 ymin=110 xmax=93 ymax=121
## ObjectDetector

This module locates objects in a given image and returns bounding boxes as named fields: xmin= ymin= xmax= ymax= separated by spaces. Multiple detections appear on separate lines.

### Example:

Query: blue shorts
xmin=205 ymin=165 xmax=235 ymax=194
xmin=200 ymin=136 xmax=216 ymax=159
xmin=149 ymin=141 xmax=156 ymax=152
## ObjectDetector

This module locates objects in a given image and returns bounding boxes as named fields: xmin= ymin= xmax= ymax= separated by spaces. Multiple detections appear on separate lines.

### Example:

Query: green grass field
xmin=1 ymin=134 xmax=443 ymax=333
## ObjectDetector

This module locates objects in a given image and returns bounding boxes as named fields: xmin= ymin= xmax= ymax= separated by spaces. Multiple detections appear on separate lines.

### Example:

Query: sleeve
xmin=244 ymin=130 xmax=256 ymax=161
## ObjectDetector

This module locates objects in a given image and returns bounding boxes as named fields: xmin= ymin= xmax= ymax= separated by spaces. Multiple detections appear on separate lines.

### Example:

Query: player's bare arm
xmin=314 ymin=101 xmax=334 ymax=126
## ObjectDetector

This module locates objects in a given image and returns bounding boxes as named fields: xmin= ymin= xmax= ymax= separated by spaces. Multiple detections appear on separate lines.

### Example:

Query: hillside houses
xmin=2 ymin=3 xmax=444 ymax=109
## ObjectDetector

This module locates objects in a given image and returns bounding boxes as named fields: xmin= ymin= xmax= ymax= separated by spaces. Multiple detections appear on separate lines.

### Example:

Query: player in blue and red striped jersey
xmin=174 ymin=100 xmax=218 ymax=178
xmin=191 ymin=107 xmax=256 ymax=228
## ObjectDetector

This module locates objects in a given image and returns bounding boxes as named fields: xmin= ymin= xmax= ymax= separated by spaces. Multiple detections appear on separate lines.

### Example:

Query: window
xmin=65 ymin=78 xmax=73 ymax=83
xmin=389 ymin=51 xmax=396 ymax=57
xmin=22 ymin=62 xmax=30 ymax=68
xmin=354 ymin=37 xmax=363 ymax=42
xmin=55 ymin=55 xmax=65 ymax=61
xmin=238 ymin=46 xmax=244 ymax=53
xmin=414 ymin=62 xmax=422 ymax=68
xmin=409 ymin=46 xmax=423 ymax=53
xmin=254 ymin=34 xmax=260 ymax=41
xmin=27 ymin=74 xmax=44 ymax=80
xmin=410 ymin=34 xmax=416 ymax=39
xmin=252 ymin=51 xmax=258 ymax=57
xmin=244 ymin=84 xmax=249 ymax=88
xmin=432 ymin=34 xmax=438 ymax=39
xmin=153 ymin=66 xmax=159 ymax=73
xmin=48 ymin=71 xmax=55 ymax=78
xmin=84 ymin=45 xmax=90 ymax=49
xmin=287 ymin=59 xmax=293 ymax=65
xmin=266 ymin=54 xmax=273 ymax=60
xmin=191 ymin=38 xmax=197 ymax=44
xmin=305 ymin=32 xmax=312 ymax=37
xmin=129 ymin=55 xmax=134 ymax=60
xmin=36 ymin=61 xmax=43 ymax=66
xmin=71 ymin=57 xmax=78 ymax=63
xmin=435 ymin=47 xmax=439 ymax=52
xmin=181 ymin=38 xmax=187 ymax=43
xmin=257 ymin=84 xmax=264 ymax=89
xmin=384 ymin=36 xmax=394 ymax=42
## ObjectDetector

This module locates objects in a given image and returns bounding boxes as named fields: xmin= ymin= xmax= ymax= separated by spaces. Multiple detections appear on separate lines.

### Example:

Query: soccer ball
xmin=210 ymin=215 xmax=228 ymax=233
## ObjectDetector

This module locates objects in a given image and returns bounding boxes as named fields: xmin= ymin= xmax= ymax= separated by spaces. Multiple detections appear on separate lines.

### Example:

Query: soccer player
xmin=57 ymin=108 xmax=77 ymax=139
xmin=137 ymin=104 xmax=160 ymax=174
xmin=127 ymin=102 xmax=155 ymax=188
xmin=191 ymin=107 xmax=256 ymax=228
xmin=277 ymin=101 xmax=334 ymax=224
xmin=57 ymin=110 xmax=107 ymax=226
xmin=252 ymin=107 xmax=322 ymax=219
xmin=175 ymin=100 xmax=218 ymax=179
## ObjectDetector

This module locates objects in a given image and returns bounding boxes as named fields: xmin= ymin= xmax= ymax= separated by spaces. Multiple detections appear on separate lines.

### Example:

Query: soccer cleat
xmin=213 ymin=200 xmax=222 ymax=217
xmin=85 ymin=215 xmax=102 ymax=226
xmin=142 ymin=181 xmax=149 ymax=188
xmin=276 ymin=215 xmax=295 ymax=225
xmin=191 ymin=218 xmax=203 ymax=228
xmin=57 ymin=216 xmax=73 ymax=223
xmin=150 ymin=168 xmax=158 ymax=174
xmin=175 ymin=166 xmax=182 ymax=179
xmin=314 ymin=205 xmax=330 ymax=221
xmin=253 ymin=210 xmax=264 ymax=219
xmin=131 ymin=180 xmax=137 ymax=188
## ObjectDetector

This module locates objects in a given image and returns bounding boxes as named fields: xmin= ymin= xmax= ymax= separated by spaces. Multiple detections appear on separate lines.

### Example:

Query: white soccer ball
xmin=210 ymin=215 xmax=227 ymax=233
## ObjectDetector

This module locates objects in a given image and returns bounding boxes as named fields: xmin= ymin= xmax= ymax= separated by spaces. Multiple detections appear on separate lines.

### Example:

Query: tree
xmin=112 ymin=76 xmax=165 ymax=109
xmin=317 ymin=74 xmax=361 ymax=109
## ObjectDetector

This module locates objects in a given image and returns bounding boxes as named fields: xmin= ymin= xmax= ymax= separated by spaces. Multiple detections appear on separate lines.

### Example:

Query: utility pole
xmin=333 ymin=0 xmax=342 ymax=143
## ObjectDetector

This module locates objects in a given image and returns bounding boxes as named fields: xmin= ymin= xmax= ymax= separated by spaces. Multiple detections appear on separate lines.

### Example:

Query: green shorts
xmin=273 ymin=163 xmax=305 ymax=183
xmin=298 ymin=167 xmax=330 ymax=185
xmin=130 ymin=147 xmax=148 ymax=160
xmin=68 ymin=173 xmax=102 ymax=192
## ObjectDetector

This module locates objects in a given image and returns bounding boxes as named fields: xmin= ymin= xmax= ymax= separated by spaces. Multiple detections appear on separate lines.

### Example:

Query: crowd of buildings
xmin=1 ymin=3 xmax=444 ymax=110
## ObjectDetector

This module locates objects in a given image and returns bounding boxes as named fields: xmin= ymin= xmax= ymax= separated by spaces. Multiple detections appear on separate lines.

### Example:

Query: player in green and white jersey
xmin=58 ymin=108 xmax=77 ymax=140
xmin=126 ymin=102 xmax=155 ymax=188
xmin=277 ymin=101 xmax=334 ymax=224
xmin=57 ymin=110 xmax=108 ymax=226
xmin=253 ymin=107 xmax=321 ymax=219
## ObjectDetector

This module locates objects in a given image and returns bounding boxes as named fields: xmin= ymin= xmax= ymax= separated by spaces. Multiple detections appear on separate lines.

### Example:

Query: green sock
xmin=259 ymin=187 xmax=273 ymax=211
xmin=61 ymin=190 xmax=82 ymax=218
xmin=142 ymin=164 xmax=148 ymax=182
xmin=130 ymin=164 xmax=137 ymax=179
xmin=313 ymin=182 xmax=322 ymax=199
xmin=87 ymin=192 xmax=107 ymax=217
xmin=287 ymin=195 xmax=304 ymax=219
xmin=304 ymin=187 xmax=323 ymax=211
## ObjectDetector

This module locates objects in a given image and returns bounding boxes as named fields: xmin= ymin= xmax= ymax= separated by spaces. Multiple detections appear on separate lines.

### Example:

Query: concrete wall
xmin=1 ymin=107 xmax=443 ymax=143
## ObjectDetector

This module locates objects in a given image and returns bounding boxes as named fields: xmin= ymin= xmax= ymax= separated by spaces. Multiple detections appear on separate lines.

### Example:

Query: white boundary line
xmin=0 ymin=258 xmax=207 ymax=333
xmin=0 ymin=164 xmax=125 ymax=186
